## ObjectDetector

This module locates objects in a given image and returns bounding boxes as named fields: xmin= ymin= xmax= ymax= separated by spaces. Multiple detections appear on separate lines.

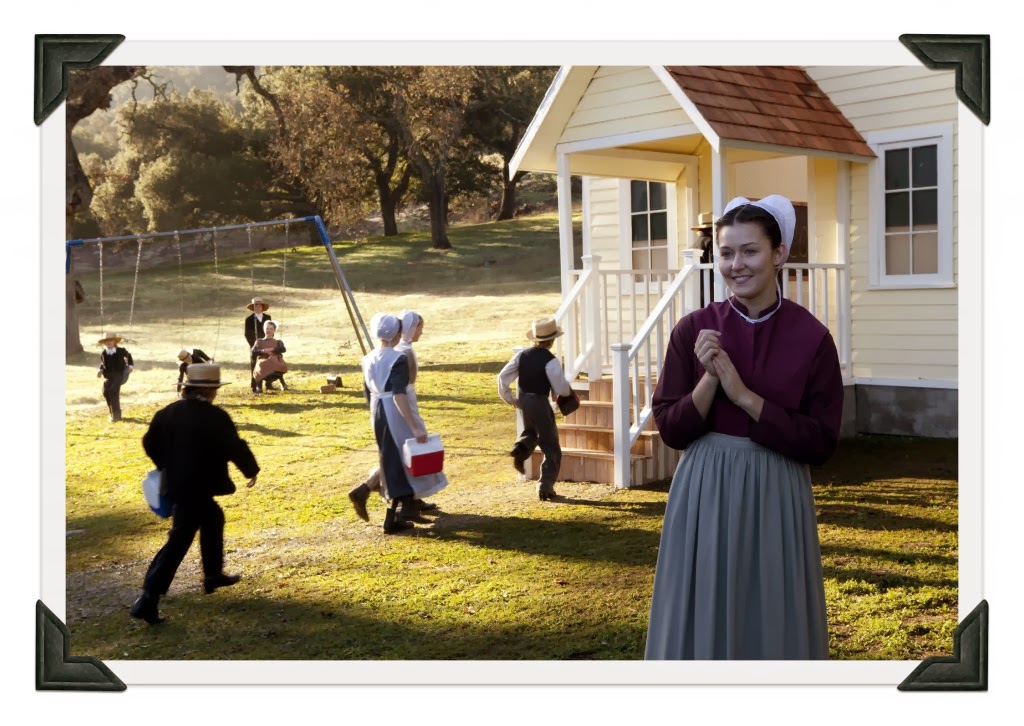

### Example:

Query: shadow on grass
xmin=811 ymin=435 xmax=957 ymax=485
xmin=70 ymin=587 xmax=648 ymax=660
xmin=815 ymin=502 xmax=956 ymax=532
xmin=425 ymin=512 xmax=660 ymax=567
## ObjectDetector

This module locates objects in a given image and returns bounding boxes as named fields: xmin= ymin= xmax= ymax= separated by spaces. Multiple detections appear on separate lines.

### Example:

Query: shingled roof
xmin=664 ymin=66 xmax=876 ymax=158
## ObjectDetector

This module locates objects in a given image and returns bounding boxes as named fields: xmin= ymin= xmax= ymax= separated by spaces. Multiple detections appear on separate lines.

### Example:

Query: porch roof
xmin=511 ymin=65 xmax=876 ymax=177
xmin=663 ymin=66 xmax=876 ymax=159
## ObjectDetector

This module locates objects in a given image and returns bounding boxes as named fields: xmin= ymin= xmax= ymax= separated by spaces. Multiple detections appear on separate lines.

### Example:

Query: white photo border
xmin=43 ymin=39 xmax=982 ymax=686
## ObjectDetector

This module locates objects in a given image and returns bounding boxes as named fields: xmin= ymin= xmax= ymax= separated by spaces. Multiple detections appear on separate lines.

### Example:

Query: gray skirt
xmin=645 ymin=433 xmax=829 ymax=660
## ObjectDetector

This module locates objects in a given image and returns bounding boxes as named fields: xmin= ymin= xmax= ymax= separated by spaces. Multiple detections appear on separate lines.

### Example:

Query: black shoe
xmin=203 ymin=573 xmax=242 ymax=594
xmin=538 ymin=489 xmax=558 ymax=501
xmin=383 ymin=508 xmax=415 ymax=534
xmin=348 ymin=484 xmax=370 ymax=522
xmin=130 ymin=592 xmax=165 ymax=624
xmin=251 ymin=387 xmax=261 ymax=396
xmin=509 ymin=445 xmax=528 ymax=475
xmin=416 ymin=500 xmax=438 ymax=512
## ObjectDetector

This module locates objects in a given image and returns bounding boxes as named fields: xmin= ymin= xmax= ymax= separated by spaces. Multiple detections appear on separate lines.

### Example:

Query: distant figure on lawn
xmin=251 ymin=320 xmax=288 ymax=393
xmin=645 ymin=195 xmax=843 ymax=660
xmin=176 ymin=348 xmax=213 ymax=393
xmin=497 ymin=316 xmax=573 ymax=501
xmin=96 ymin=333 xmax=133 ymax=422
xmin=130 ymin=363 xmax=260 ymax=625
xmin=349 ymin=310 xmax=445 ymax=522
xmin=243 ymin=297 xmax=272 ymax=394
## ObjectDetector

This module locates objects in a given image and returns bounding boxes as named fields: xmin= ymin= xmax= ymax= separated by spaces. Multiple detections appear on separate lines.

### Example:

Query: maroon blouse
xmin=652 ymin=298 xmax=844 ymax=465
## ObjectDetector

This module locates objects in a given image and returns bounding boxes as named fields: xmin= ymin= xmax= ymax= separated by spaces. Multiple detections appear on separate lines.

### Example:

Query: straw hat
xmin=525 ymin=317 xmax=564 ymax=342
xmin=246 ymin=297 xmax=270 ymax=312
xmin=179 ymin=363 xmax=230 ymax=388
xmin=177 ymin=349 xmax=191 ymax=362
xmin=97 ymin=333 xmax=123 ymax=346
xmin=690 ymin=212 xmax=714 ymax=231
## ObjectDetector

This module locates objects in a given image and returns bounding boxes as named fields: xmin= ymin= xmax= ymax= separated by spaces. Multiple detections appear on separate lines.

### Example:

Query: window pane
xmin=885 ymin=191 xmax=910 ymax=231
xmin=650 ymin=211 xmax=668 ymax=242
xmin=885 ymin=235 xmax=911 ymax=275
xmin=912 ymin=189 xmax=938 ymax=229
xmin=651 ymin=246 xmax=668 ymax=270
xmin=912 ymin=232 xmax=938 ymax=274
xmin=631 ymin=215 xmax=649 ymax=242
xmin=632 ymin=249 xmax=650 ymax=271
xmin=912 ymin=144 xmax=938 ymax=187
xmin=885 ymin=148 xmax=910 ymax=190
xmin=649 ymin=182 xmax=667 ymax=210
xmin=630 ymin=180 xmax=648 ymax=212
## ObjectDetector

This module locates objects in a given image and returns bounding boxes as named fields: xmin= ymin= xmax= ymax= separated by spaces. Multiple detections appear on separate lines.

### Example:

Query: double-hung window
xmin=867 ymin=123 xmax=954 ymax=288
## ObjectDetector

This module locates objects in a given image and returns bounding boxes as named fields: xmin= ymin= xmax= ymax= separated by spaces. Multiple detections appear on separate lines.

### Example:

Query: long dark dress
xmin=645 ymin=297 xmax=844 ymax=660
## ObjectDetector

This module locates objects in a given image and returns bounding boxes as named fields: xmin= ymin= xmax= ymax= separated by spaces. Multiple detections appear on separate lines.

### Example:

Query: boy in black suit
xmin=96 ymin=333 xmax=134 ymax=422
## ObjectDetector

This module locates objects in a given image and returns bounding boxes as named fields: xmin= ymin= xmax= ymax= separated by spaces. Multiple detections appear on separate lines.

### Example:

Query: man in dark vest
xmin=497 ymin=317 xmax=573 ymax=501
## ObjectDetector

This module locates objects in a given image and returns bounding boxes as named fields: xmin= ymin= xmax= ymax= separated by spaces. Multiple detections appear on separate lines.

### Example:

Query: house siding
xmin=559 ymin=66 xmax=692 ymax=145
xmin=807 ymin=66 xmax=958 ymax=384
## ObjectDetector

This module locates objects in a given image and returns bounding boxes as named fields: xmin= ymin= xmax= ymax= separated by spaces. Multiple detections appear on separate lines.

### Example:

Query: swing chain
xmin=126 ymin=238 xmax=143 ymax=343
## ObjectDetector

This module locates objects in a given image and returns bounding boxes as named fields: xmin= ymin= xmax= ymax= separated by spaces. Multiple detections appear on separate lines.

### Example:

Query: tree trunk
xmin=497 ymin=164 xmax=521 ymax=221
xmin=381 ymin=195 xmax=399 ymax=236
xmin=425 ymin=173 xmax=452 ymax=250
xmin=65 ymin=252 xmax=84 ymax=356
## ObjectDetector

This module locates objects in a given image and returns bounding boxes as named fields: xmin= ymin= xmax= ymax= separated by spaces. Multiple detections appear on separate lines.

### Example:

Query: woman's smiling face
xmin=717 ymin=221 xmax=784 ymax=307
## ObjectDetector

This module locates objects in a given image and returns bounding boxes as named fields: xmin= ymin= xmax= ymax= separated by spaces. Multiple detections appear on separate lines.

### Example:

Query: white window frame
xmin=618 ymin=179 xmax=678 ymax=289
xmin=866 ymin=123 xmax=955 ymax=289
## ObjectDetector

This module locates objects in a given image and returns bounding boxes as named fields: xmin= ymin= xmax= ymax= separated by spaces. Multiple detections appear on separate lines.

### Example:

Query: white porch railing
xmin=609 ymin=253 xmax=851 ymax=488
xmin=553 ymin=254 xmax=603 ymax=382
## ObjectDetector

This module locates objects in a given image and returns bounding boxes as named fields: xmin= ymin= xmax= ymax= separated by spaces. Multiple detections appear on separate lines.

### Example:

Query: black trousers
xmin=102 ymin=376 xmax=123 ymax=420
xmin=515 ymin=392 xmax=561 ymax=492
xmin=250 ymin=350 xmax=259 ymax=389
xmin=142 ymin=497 xmax=225 ymax=595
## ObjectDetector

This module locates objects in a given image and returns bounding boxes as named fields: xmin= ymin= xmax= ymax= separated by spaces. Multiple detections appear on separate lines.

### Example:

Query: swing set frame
xmin=65 ymin=215 xmax=372 ymax=356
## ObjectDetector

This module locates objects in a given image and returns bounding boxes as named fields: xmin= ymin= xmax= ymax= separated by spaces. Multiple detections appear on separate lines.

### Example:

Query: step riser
xmin=587 ymin=378 xmax=657 ymax=403
xmin=559 ymin=428 xmax=650 ymax=456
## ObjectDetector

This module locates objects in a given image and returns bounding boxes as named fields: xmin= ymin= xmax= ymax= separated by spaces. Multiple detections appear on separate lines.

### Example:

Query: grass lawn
xmin=65 ymin=213 xmax=957 ymax=660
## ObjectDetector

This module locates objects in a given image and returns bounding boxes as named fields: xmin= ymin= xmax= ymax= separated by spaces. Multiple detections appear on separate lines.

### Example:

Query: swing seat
xmin=326 ymin=375 xmax=343 ymax=387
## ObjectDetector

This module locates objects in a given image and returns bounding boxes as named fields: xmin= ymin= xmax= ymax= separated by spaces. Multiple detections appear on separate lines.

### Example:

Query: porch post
xmin=836 ymin=161 xmax=852 ymax=371
xmin=583 ymin=254 xmax=603 ymax=381
xmin=557 ymin=151 xmax=577 ymax=373
xmin=680 ymin=248 xmax=700 ymax=312
xmin=611 ymin=343 xmax=632 ymax=488
xmin=711 ymin=146 xmax=728 ymax=301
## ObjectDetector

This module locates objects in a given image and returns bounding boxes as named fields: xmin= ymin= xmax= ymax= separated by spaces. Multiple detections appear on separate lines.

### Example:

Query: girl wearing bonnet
xmin=645 ymin=195 xmax=844 ymax=660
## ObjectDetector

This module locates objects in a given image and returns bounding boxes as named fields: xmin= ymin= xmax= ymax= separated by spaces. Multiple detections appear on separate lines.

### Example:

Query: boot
xmin=383 ymin=506 xmax=415 ymax=534
xmin=399 ymin=496 xmax=430 ymax=524
xmin=416 ymin=499 xmax=438 ymax=513
xmin=129 ymin=591 xmax=165 ymax=624
xmin=348 ymin=483 xmax=371 ymax=522
xmin=203 ymin=573 xmax=242 ymax=594
xmin=509 ymin=443 xmax=530 ymax=475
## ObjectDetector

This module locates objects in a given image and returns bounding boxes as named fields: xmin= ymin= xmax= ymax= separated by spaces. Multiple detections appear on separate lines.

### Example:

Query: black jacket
xmin=99 ymin=347 xmax=133 ymax=380
xmin=142 ymin=396 xmax=260 ymax=502
xmin=244 ymin=313 xmax=272 ymax=347
xmin=177 ymin=349 xmax=213 ymax=386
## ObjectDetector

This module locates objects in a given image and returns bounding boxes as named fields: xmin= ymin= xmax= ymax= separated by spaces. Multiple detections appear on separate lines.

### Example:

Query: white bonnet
xmin=397 ymin=310 xmax=421 ymax=343
xmin=373 ymin=313 xmax=400 ymax=341
xmin=723 ymin=195 xmax=796 ymax=264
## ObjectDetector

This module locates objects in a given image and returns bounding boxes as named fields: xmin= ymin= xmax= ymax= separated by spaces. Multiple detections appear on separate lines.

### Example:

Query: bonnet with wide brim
xmin=525 ymin=317 xmax=564 ymax=341
xmin=178 ymin=363 xmax=231 ymax=388
xmin=246 ymin=297 xmax=270 ymax=311
xmin=97 ymin=333 xmax=123 ymax=346
xmin=723 ymin=195 xmax=796 ymax=264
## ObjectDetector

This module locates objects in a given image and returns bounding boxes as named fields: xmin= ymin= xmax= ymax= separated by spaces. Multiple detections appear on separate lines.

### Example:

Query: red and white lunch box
xmin=402 ymin=433 xmax=445 ymax=476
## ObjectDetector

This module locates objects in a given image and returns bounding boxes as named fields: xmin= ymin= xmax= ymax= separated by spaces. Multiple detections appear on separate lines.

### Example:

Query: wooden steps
xmin=517 ymin=374 xmax=681 ymax=486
